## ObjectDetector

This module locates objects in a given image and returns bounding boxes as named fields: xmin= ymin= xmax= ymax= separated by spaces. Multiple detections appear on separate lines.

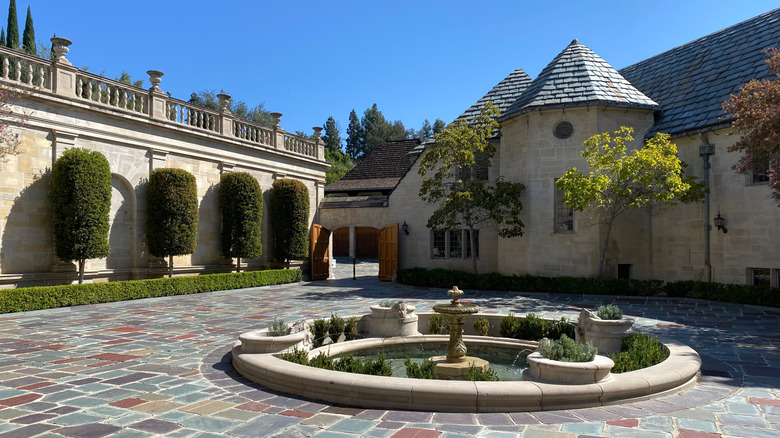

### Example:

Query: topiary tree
xmin=49 ymin=148 xmax=112 ymax=284
xmin=146 ymin=168 xmax=198 ymax=277
xmin=270 ymin=178 xmax=309 ymax=265
xmin=219 ymin=172 xmax=262 ymax=272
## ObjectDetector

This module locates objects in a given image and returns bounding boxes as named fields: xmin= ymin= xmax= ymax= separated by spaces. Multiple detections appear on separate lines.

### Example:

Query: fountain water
xmin=430 ymin=286 xmax=490 ymax=378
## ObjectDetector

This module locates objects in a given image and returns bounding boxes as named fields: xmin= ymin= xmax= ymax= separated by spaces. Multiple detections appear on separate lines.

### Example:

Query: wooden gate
xmin=310 ymin=224 xmax=330 ymax=280
xmin=378 ymin=223 xmax=398 ymax=281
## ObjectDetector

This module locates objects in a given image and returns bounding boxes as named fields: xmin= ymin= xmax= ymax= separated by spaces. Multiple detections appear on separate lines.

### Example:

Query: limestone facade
xmin=0 ymin=40 xmax=327 ymax=287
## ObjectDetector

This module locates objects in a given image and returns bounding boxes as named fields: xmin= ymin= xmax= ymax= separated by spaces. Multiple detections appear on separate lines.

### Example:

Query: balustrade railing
xmin=75 ymin=73 xmax=148 ymax=113
xmin=233 ymin=119 xmax=274 ymax=147
xmin=284 ymin=134 xmax=316 ymax=157
xmin=166 ymin=99 xmax=219 ymax=133
xmin=0 ymin=47 xmax=50 ymax=88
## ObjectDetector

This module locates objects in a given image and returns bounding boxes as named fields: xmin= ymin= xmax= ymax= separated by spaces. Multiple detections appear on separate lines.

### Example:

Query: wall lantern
xmin=402 ymin=221 xmax=409 ymax=235
xmin=713 ymin=212 xmax=728 ymax=233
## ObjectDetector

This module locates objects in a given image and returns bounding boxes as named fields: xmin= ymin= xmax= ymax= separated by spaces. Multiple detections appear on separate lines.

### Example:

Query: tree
xmin=345 ymin=109 xmax=362 ymax=161
xmin=556 ymin=127 xmax=706 ymax=277
xmin=322 ymin=116 xmax=341 ymax=154
xmin=322 ymin=116 xmax=354 ymax=183
xmin=419 ymin=119 xmax=433 ymax=141
xmin=49 ymin=148 xmax=111 ymax=284
xmin=418 ymin=102 xmax=526 ymax=274
xmin=1 ymin=27 xmax=5 ymax=46
xmin=219 ymin=172 xmax=263 ymax=272
xmin=189 ymin=90 xmax=272 ymax=127
xmin=21 ymin=5 xmax=32 ymax=55
xmin=0 ymin=85 xmax=28 ymax=159
xmin=270 ymin=179 xmax=309 ymax=264
xmin=116 ymin=71 xmax=143 ymax=88
xmin=5 ymin=0 xmax=17 ymax=49
xmin=146 ymin=168 xmax=199 ymax=277
xmin=361 ymin=104 xmax=406 ymax=158
xmin=722 ymin=48 xmax=780 ymax=204
xmin=433 ymin=119 xmax=446 ymax=135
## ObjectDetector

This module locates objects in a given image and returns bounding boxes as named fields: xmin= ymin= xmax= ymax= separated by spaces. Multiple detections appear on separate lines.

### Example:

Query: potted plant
xmin=367 ymin=300 xmax=419 ymax=337
xmin=575 ymin=305 xmax=634 ymax=355
xmin=239 ymin=318 xmax=311 ymax=354
xmin=524 ymin=334 xmax=614 ymax=384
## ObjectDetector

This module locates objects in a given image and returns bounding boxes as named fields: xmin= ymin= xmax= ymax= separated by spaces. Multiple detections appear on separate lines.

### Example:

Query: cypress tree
xmin=219 ymin=172 xmax=263 ymax=272
xmin=322 ymin=116 xmax=342 ymax=154
xmin=270 ymin=179 xmax=309 ymax=264
xmin=6 ymin=0 xmax=18 ymax=49
xmin=1 ymin=28 xmax=5 ymax=46
xmin=345 ymin=109 xmax=362 ymax=161
xmin=21 ymin=6 xmax=33 ymax=55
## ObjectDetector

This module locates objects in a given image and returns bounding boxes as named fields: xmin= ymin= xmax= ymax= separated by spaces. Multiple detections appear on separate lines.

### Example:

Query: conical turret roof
xmin=502 ymin=39 xmax=659 ymax=120
xmin=457 ymin=67 xmax=533 ymax=122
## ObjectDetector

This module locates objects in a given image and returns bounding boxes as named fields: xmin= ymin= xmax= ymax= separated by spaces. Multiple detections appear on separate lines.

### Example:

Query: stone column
xmin=51 ymin=129 xmax=78 ymax=167
xmin=271 ymin=112 xmax=284 ymax=150
xmin=217 ymin=93 xmax=234 ymax=137
xmin=149 ymin=149 xmax=168 ymax=172
xmin=50 ymin=37 xmax=77 ymax=97
xmin=147 ymin=70 xmax=168 ymax=120
xmin=349 ymin=225 xmax=356 ymax=258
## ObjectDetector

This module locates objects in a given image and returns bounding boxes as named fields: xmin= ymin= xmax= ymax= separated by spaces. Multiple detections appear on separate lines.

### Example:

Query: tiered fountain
xmin=430 ymin=286 xmax=489 ymax=378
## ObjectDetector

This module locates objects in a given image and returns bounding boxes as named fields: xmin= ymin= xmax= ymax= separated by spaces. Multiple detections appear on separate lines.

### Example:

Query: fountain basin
xmin=232 ymin=334 xmax=700 ymax=412
xmin=524 ymin=352 xmax=614 ymax=384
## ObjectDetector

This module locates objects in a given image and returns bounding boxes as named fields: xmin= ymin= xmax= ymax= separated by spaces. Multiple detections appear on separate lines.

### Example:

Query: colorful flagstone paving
xmin=0 ymin=259 xmax=778 ymax=437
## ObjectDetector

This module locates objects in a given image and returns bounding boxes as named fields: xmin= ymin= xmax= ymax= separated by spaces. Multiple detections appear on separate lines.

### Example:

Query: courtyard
xmin=0 ymin=270 xmax=778 ymax=437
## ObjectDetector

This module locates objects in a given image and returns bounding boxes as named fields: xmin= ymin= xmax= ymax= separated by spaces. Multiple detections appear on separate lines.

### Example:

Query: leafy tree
xmin=49 ymin=148 xmax=112 ymax=284
xmin=418 ymin=102 xmax=526 ymax=274
xmin=270 ymin=179 xmax=309 ymax=264
xmin=419 ymin=119 xmax=432 ymax=141
xmin=188 ymin=90 xmax=272 ymax=127
xmin=722 ymin=48 xmax=780 ymax=204
xmin=219 ymin=172 xmax=263 ymax=272
xmin=21 ymin=5 xmax=32 ymax=55
xmin=556 ymin=126 xmax=706 ymax=277
xmin=345 ymin=109 xmax=362 ymax=161
xmin=5 ymin=0 xmax=17 ymax=49
xmin=0 ymin=85 xmax=27 ymax=158
xmin=146 ymin=168 xmax=199 ymax=277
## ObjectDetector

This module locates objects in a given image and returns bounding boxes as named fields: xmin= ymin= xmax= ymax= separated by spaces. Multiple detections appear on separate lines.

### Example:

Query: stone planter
xmin=239 ymin=321 xmax=311 ymax=354
xmin=367 ymin=302 xmax=420 ymax=337
xmin=523 ymin=352 xmax=614 ymax=384
xmin=576 ymin=309 xmax=634 ymax=355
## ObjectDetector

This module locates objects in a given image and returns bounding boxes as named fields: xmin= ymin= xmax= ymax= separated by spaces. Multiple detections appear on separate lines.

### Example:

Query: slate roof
xmin=619 ymin=8 xmax=780 ymax=137
xmin=457 ymin=68 xmax=533 ymax=122
xmin=325 ymin=139 xmax=421 ymax=194
xmin=502 ymin=39 xmax=660 ymax=119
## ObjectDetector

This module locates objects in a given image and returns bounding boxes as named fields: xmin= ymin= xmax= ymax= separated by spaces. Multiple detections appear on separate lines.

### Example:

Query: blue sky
xmin=15 ymin=1 xmax=780 ymax=143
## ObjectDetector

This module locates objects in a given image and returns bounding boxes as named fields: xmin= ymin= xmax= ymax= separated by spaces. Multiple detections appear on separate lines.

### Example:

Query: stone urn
xmin=575 ymin=308 xmax=634 ymax=355
xmin=524 ymin=352 xmax=614 ymax=384
xmin=239 ymin=320 xmax=312 ymax=354
xmin=367 ymin=301 xmax=420 ymax=337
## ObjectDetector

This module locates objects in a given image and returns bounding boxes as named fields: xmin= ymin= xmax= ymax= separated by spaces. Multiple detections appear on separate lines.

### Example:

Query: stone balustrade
xmin=0 ymin=37 xmax=323 ymax=161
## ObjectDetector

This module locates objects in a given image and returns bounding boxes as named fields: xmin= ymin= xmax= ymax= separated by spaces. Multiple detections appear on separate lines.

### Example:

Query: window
xmin=465 ymin=230 xmax=479 ymax=259
xmin=751 ymin=160 xmax=770 ymax=184
xmin=750 ymin=268 xmax=771 ymax=287
xmin=430 ymin=229 xmax=479 ymax=259
xmin=618 ymin=264 xmax=632 ymax=280
xmin=554 ymin=182 xmax=574 ymax=232
xmin=457 ymin=152 xmax=489 ymax=182
xmin=432 ymin=231 xmax=446 ymax=258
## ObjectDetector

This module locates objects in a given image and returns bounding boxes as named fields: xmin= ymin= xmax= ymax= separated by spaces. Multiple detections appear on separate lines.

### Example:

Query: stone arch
xmin=106 ymin=173 xmax=138 ymax=274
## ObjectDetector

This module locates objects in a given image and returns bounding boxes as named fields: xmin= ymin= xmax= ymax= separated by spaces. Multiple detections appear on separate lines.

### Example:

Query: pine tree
xmin=21 ymin=6 xmax=34 ymax=55
xmin=345 ymin=109 xmax=362 ymax=161
xmin=322 ymin=116 xmax=342 ymax=154
xmin=433 ymin=119 xmax=446 ymax=135
xmin=0 ymin=27 xmax=5 ymax=46
xmin=6 ymin=0 xmax=18 ymax=49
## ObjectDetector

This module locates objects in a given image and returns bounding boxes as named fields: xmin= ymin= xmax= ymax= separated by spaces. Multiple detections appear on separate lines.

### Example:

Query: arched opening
xmin=106 ymin=174 xmax=137 ymax=275
xmin=330 ymin=225 xmax=380 ymax=279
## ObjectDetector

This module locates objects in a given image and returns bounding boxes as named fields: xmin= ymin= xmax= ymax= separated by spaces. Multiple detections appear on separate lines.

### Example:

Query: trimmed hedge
xmin=270 ymin=179 xmax=309 ymax=262
xmin=147 ymin=168 xmax=199 ymax=275
xmin=219 ymin=172 xmax=263 ymax=265
xmin=397 ymin=267 xmax=779 ymax=307
xmin=0 ymin=269 xmax=302 ymax=314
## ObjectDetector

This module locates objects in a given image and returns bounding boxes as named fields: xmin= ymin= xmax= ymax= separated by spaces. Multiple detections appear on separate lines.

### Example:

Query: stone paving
xmin=0 ymin=260 xmax=778 ymax=437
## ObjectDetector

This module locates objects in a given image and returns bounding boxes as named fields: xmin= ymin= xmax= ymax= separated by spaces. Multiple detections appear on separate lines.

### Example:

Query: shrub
xmin=474 ymin=316 xmax=491 ymax=336
xmin=428 ymin=314 xmax=447 ymax=334
xmin=49 ymin=148 xmax=112 ymax=284
xmin=311 ymin=319 xmax=328 ymax=348
xmin=464 ymin=365 xmax=499 ymax=381
xmin=609 ymin=333 xmax=670 ymax=373
xmin=270 ymin=179 xmax=309 ymax=263
xmin=597 ymin=304 xmax=623 ymax=320
xmin=281 ymin=350 xmax=391 ymax=376
xmin=344 ymin=317 xmax=358 ymax=341
xmin=219 ymin=172 xmax=263 ymax=272
xmin=405 ymin=358 xmax=436 ymax=379
xmin=328 ymin=313 xmax=345 ymax=340
xmin=0 ymin=269 xmax=302 ymax=314
xmin=267 ymin=317 xmax=291 ymax=336
xmin=280 ymin=347 xmax=309 ymax=365
xmin=379 ymin=300 xmax=397 ymax=308
xmin=499 ymin=314 xmax=573 ymax=341
xmin=147 ymin=168 xmax=198 ymax=277
xmin=538 ymin=335 xmax=597 ymax=362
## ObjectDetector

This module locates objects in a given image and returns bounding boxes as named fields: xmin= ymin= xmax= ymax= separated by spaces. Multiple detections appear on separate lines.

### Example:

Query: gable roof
xmin=325 ymin=139 xmax=421 ymax=194
xmin=457 ymin=68 xmax=533 ymax=122
xmin=502 ymin=39 xmax=659 ymax=120
xmin=619 ymin=8 xmax=780 ymax=137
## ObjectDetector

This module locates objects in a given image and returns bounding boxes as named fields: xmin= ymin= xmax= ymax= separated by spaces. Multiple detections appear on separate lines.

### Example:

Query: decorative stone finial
xmin=50 ymin=37 xmax=72 ymax=65
xmin=270 ymin=112 xmax=282 ymax=128
xmin=147 ymin=70 xmax=164 ymax=93
xmin=447 ymin=286 xmax=463 ymax=304
xmin=217 ymin=93 xmax=232 ymax=114
xmin=312 ymin=127 xmax=323 ymax=139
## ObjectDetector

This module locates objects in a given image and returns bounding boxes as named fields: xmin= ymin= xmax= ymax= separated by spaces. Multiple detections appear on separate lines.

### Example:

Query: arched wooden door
xmin=310 ymin=224 xmax=330 ymax=280
xmin=378 ymin=223 xmax=398 ymax=281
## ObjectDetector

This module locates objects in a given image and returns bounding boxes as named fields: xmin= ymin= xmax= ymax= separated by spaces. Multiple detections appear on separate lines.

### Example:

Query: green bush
xmin=329 ymin=313 xmax=345 ymax=339
xmin=311 ymin=319 xmax=328 ymax=348
xmin=219 ymin=172 xmax=263 ymax=272
xmin=281 ymin=350 xmax=391 ymax=376
xmin=473 ymin=316 xmax=490 ymax=336
xmin=405 ymin=358 xmax=436 ymax=379
xmin=379 ymin=300 xmax=397 ymax=308
xmin=428 ymin=314 xmax=447 ymax=334
xmin=499 ymin=313 xmax=574 ymax=341
xmin=597 ymin=304 xmax=623 ymax=320
xmin=147 ymin=168 xmax=199 ymax=277
xmin=49 ymin=148 xmax=112 ymax=284
xmin=280 ymin=347 xmax=309 ymax=365
xmin=0 ymin=269 xmax=302 ymax=314
xmin=267 ymin=317 xmax=291 ymax=336
xmin=538 ymin=334 xmax=597 ymax=362
xmin=270 ymin=179 xmax=309 ymax=262
xmin=609 ymin=333 xmax=670 ymax=373
xmin=344 ymin=317 xmax=358 ymax=341
xmin=397 ymin=267 xmax=779 ymax=307
xmin=464 ymin=365 xmax=499 ymax=381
